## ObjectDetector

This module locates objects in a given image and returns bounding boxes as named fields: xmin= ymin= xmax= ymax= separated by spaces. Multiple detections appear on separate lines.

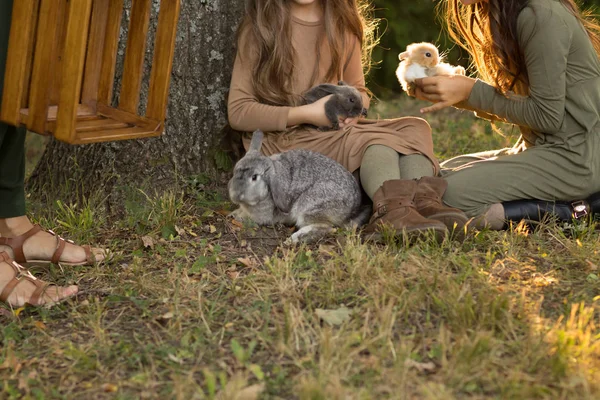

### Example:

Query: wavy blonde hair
xmin=441 ymin=0 xmax=600 ymax=95
xmin=236 ymin=0 xmax=378 ymax=106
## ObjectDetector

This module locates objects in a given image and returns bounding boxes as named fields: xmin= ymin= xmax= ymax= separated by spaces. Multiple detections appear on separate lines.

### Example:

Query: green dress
xmin=442 ymin=0 xmax=600 ymax=217
xmin=0 ymin=0 xmax=27 ymax=219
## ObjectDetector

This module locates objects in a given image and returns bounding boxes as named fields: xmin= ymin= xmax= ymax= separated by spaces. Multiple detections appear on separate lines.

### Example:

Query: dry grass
xmin=2 ymin=97 xmax=598 ymax=399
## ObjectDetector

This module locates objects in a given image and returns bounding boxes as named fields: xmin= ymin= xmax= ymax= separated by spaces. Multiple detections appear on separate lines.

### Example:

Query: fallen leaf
xmin=586 ymin=259 xmax=598 ymax=271
xmin=168 ymin=354 xmax=184 ymax=365
xmin=34 ymin=321 xmax=47 ymax=330
xmin=141 ymin=236 xmax=155 ymax=249
xmin=227 ymin=269 xmax=240 ymax=279
xmin=209 ymin=225 xmax=217 ymax=233
xmin=404 ymin=359 xmax=436 ymax=373
xmin=237 ymin=257 xmax=258 ymax=268
xmin=318 ymin=245 xmax=336 ymax=256
xmin=156 ymin=311 xmax=174 ymax=321
xmin=315 ymin=306 xmax=352 ymax=326
xmin=14 ymin=307 xmax=25 ymax=317
xmin=230 ymin=219 xmax=244 ymax=229
xmin=102 ymin=383 xmax=118 ymax=393
xmin=216 ymin=209 xmax=230 ymax=216
xmin=175 ymin=225 xmax=186 ymax=236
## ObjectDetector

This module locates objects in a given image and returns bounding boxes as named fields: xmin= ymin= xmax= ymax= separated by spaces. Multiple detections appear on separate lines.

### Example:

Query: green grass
xmin=4 ymin=97 xmax=599 ymax=399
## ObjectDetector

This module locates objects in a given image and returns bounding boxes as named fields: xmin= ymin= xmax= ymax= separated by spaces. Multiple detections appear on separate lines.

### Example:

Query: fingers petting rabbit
xmin=301 ymin=81 xmax=367 ymax=130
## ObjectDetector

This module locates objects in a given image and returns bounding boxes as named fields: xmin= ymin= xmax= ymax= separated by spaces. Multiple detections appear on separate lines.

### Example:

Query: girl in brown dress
xmin=228 ymin=0 xmax=468 ymax=238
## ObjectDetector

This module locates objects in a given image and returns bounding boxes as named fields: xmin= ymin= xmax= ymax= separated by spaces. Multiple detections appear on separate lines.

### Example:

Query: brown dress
xmin=227 ymin=16 xmax=439 ymax=174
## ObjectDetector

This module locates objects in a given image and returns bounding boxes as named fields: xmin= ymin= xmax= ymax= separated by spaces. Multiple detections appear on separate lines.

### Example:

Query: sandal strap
xmin=51 ymin=237 xmax=66 ymax=265
xmin=29 ymin=281 xmax=51 ymax=306
xmin=0 ymin=253 xmax=39 ymax=303
xmin=0 ymin=225 xmax=42 ymax=263
xmin=82 ymin=245 xmax=95 ymax=264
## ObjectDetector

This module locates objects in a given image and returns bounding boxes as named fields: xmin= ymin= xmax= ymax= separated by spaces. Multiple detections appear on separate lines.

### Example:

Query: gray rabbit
xmin=301 ymin=81 xmax=368 ymax=130
xmin=228 ymin=130 xmax=370 ymax=243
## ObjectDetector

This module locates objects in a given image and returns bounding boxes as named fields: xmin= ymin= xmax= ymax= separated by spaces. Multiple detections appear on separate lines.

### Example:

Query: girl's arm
xmin=228 ymin=50 xmax=331 ymax=131
xmin=418 ymin=6 xmax=571 ymax=134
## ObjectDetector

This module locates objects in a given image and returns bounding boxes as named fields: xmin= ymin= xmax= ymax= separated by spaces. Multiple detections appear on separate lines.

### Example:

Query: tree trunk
xmin=28 ymin=0 xmax=244 ymax=209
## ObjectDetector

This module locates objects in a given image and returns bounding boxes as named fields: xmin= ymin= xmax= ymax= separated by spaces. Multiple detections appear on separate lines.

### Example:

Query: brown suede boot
xmin=415 ymin=176 xmax=469 ymax=232
xmin=364 ymin=180 xmax=447 ymax=241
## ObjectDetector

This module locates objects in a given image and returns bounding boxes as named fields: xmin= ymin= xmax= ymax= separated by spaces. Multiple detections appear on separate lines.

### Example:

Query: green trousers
xmin=0 ymin=0 xmax=26 ymax=219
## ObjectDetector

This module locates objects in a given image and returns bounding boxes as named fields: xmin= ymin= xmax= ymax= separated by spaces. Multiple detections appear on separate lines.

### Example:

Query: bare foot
xmin=0 ymin=216 xmax=106 ymax=264
xmin=0 ymin=253 xmax=78 ymax=307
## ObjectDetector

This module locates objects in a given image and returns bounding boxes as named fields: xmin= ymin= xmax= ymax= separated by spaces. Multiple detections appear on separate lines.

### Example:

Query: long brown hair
xmin=442 ymin=0 xmax=600 ymax=95
xmin=236 ymin=0 xmax=378 ymax=106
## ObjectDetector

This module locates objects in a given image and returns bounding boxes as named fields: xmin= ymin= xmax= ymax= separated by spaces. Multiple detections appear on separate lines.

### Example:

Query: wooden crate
xmin=0 ymin=0 xmax=180 ymax=144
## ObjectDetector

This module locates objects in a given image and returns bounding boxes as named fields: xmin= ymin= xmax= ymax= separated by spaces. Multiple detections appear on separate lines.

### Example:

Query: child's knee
xmin=408 ymin=117 xmax=432 ymax=135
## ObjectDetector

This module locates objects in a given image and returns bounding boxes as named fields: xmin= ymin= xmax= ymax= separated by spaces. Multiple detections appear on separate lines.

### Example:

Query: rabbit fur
xmin=301 ymin=81 xmax=368 ymax=130
xmin=396 ymin=42 xmax=465 ymax=92
xmin=228 ymin=130 xmax=371 ymax=243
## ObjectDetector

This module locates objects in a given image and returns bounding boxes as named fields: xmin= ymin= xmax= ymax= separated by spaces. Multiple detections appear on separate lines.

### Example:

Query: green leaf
xmin=248 ymin=364 xmax=265 ymax=381
xmin=161 ymin=223 xmax=177 ymax=239
xmin=203 ymin=368 xmax=217 ymax=398
xmin=231 ymin=339 xmax=246 ymax=363
xmin=214 ymin=149 xmax=233 ymax=171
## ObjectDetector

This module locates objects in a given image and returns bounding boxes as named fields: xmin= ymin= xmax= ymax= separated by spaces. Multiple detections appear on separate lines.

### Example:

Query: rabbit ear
xmin=249 ymin=130 xmax=264 ymax=153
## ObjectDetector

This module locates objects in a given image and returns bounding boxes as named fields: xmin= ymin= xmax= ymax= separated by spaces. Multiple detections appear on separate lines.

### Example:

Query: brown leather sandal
xmin=0 ymin=225 xmax=103 ymax=266
xmin=0 ymin=252 xmax=77 ymax=307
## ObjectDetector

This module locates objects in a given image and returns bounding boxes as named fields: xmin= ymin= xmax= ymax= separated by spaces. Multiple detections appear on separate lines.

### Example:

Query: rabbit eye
xmin=349 ymin=98 xmax=355 ymax=103
xmin=251 ymin=174 xmax=258 ymax=181
xmin=425 ymin=52 xmax=432 ymax=57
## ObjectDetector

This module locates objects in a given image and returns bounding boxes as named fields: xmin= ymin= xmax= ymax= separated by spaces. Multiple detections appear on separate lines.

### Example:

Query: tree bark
xmin=28 ymin=0 xmax=244 ymax=208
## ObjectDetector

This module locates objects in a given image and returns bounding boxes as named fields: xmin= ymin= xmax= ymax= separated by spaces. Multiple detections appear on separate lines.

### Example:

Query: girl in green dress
xmin=413 ymin=0 xmax=600 ymax=229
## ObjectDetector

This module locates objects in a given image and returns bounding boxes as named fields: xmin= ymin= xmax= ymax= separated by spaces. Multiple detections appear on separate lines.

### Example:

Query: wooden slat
xmin=54 ymin=0 xmax=93 ymax=143
xmin=21 ymin=104 xmax=96 ymax=121
xmin=81 ymin=0 xmax=110 ymax=108
xmin=20 ymin=0 xmax=40 ymax=109
xmin=97 ymin=0 xmax=124 ymax=105
xmin=74 ymin=125 xmax=162 ymax=144
xmin=48 ymin=0 xmax=68 ymax=105
xmin=97 ymin=103 xmax=160 ymax=131
xmin=118 ymin=0 xmax=151 ymax=114
xmin=0 ymin=0 xmax=37 ymax=126
xmin=27 ymin=0 xmax=61 ymax=133
xmin=146 ymin=0 xmax=181 ymax=122
xmin=76 ymin=117 xmax=129 ymax=132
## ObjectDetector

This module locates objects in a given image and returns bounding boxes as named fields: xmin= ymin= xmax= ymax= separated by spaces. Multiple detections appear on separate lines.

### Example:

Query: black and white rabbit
xmin=301 ymin=81 xmax=368 ymax=130
xmin=228 ymin=130 xmax=370 ymax=243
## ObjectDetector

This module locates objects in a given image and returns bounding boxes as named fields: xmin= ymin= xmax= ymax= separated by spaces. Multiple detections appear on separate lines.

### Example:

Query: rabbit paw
xmin=454 ymin=66 xmax=466 ymax=76
xmin=229 ymin=207 xmax=250 ymax=222
xmin=285 ymin=224 xmax=336 ymax=245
